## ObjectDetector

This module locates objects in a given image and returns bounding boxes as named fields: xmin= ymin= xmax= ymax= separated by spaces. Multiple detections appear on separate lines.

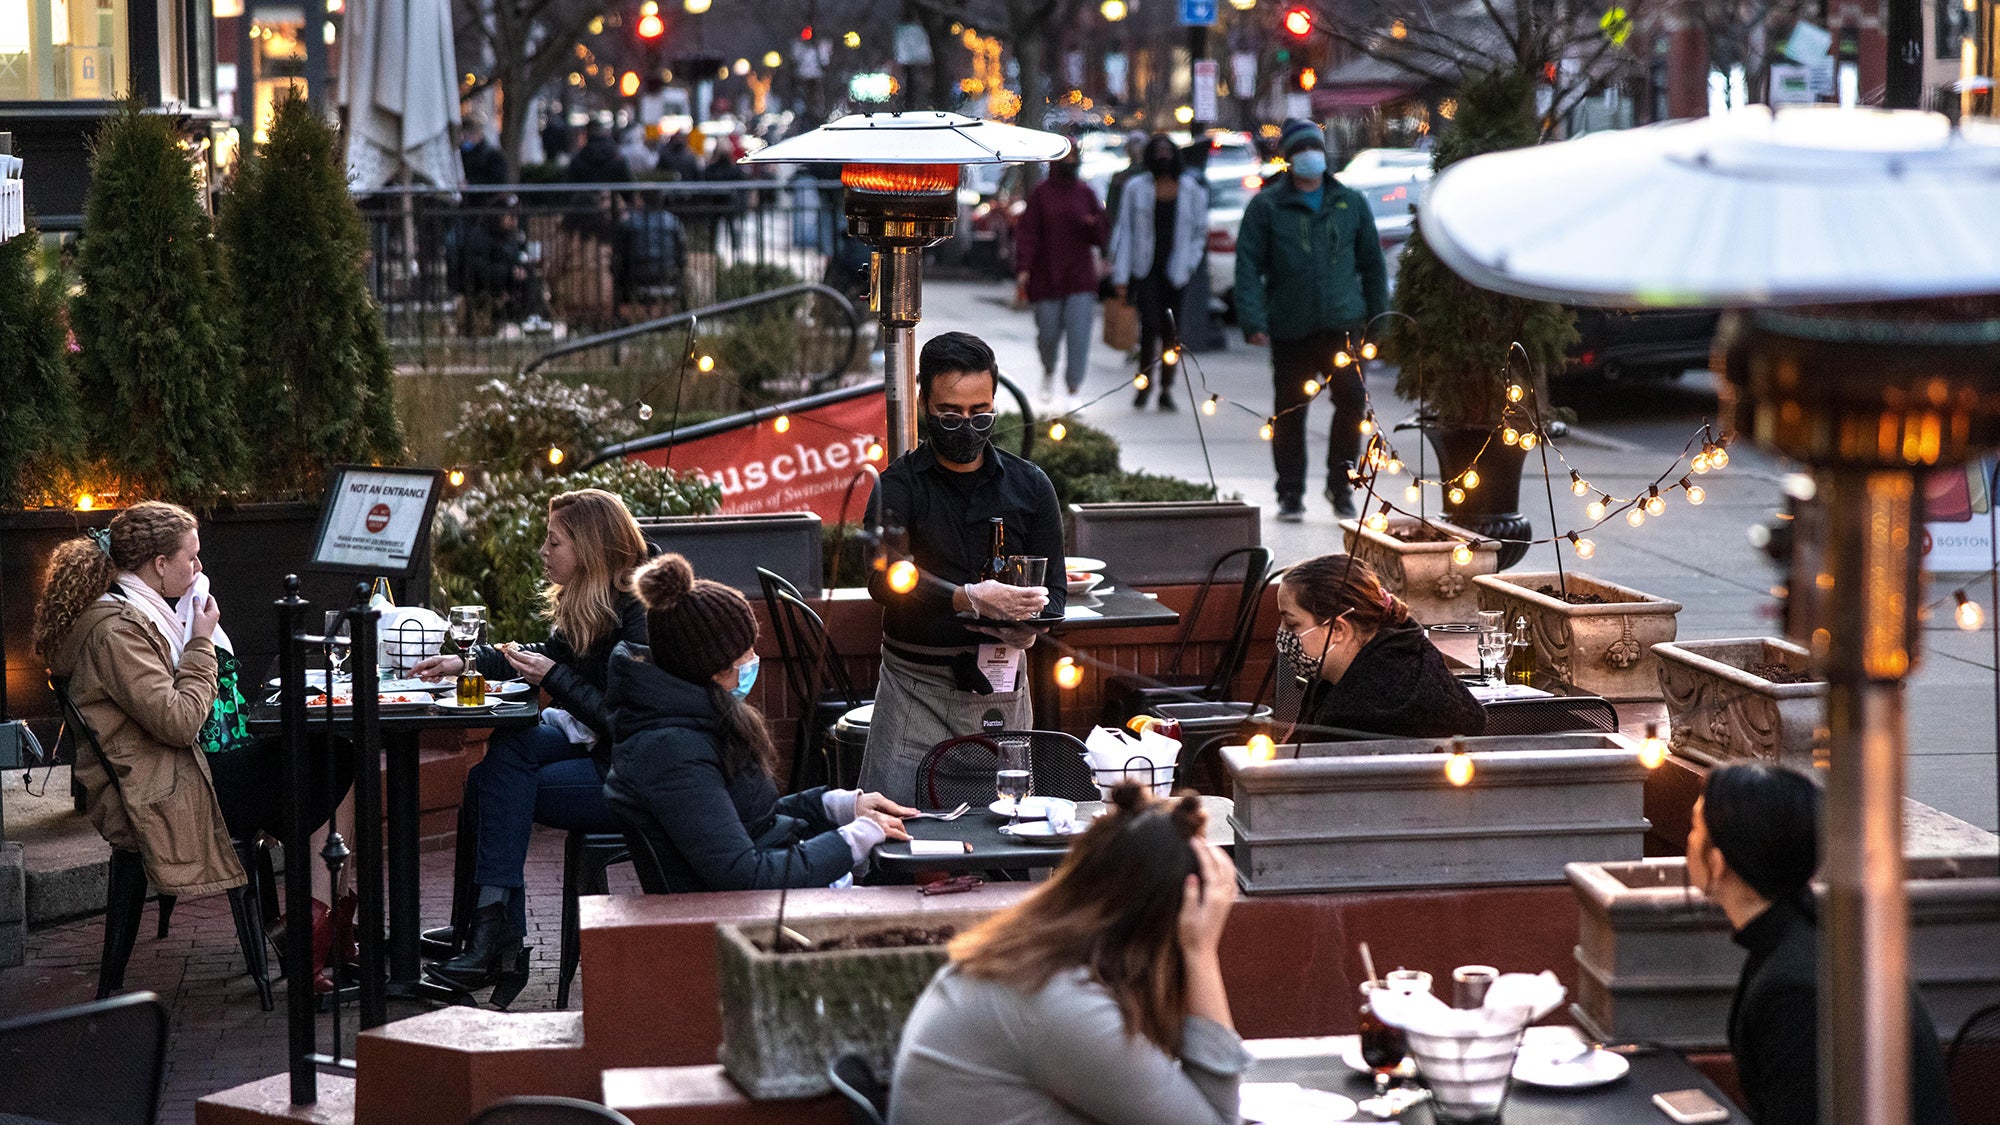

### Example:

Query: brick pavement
xmin=0 ymin=826 xmax=636 ymax=1125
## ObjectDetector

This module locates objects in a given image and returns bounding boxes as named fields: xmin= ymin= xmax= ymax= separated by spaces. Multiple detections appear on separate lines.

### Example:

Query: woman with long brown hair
xmin=1277 ymin=553 xmax=1484 ymax=739
xmin=889 ymin=785 xmax=1245 ymax=1125
xmin=416 ymin=488 xmax=651 ymax=1001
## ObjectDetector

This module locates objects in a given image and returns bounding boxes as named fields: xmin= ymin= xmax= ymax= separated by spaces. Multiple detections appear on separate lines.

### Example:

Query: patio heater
xmin=741 ymin=112 xmax=1069 ymax=457
xmin=1416 ymin=107 xmax=2000 ymax=1125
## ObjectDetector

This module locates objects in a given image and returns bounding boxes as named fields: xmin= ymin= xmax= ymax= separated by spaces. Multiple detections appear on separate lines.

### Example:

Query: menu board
xmin=309 ymin=466 xmax=445 ymax=578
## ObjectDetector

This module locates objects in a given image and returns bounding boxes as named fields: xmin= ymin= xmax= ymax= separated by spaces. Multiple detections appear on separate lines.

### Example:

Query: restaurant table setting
xmin=872 ymin=794 xmax=1235 ymax=875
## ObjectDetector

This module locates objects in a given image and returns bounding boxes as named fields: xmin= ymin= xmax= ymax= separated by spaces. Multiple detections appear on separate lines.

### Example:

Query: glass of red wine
xmin=1358 ymin=980 xmax=1408 ymax=1095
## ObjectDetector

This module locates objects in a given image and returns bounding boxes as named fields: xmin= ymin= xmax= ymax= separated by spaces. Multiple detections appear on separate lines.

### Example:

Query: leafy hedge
xmin=445 ymin=372 xmax=640 ymax=477
xmin=991 ymin=413 xmax=1217 ymax=509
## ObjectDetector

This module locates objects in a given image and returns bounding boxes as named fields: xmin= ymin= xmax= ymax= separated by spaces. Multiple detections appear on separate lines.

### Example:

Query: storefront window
xmin=0 ymin=0 xmax=128 ymax=100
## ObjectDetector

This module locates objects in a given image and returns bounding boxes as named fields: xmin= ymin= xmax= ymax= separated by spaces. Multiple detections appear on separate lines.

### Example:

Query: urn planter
xmin=1652 ymin=637 xmax=1826 ymax=769
xmin=1473 ymin=572 xmax=1683 ymax=702
xmin=1220 ymin=732 xmax=1650 ymax=894
xmin=1341 ymin=514 xmax=1502 ymax=625
xmin=716 ymin=907 xmax=991 ymax=1099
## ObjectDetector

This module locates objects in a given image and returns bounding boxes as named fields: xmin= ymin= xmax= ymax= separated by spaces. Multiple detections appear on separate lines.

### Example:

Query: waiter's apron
xmin=857 ymin=646 xmax=1033 ymax=808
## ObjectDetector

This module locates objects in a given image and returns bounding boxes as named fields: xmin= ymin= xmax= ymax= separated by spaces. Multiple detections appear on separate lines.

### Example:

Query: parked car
xmin=1341 ymin=147 xmax=1432 ymax=176
xmin=1342 ymin=169 xmax=1433 ymax=290
xmin=1563 ymin=307 xmax=1721 ymax=381
xmin=1203 ymin=161 xmax=1265 ymax=319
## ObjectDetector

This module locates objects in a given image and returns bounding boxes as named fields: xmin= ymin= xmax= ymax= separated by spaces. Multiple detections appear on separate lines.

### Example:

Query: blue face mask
xmin=1290 ymin=149 xmax=1328 ymax=180
xmin=731 ymin=656 xmax=759 ymax=699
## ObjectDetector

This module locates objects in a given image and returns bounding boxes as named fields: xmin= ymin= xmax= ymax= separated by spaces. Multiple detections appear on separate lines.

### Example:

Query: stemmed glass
xmin=322 ymin=611 xmax=352 ymax=692
xmin=996 ymin=736 xmax=1032 ymax=830
xmin=1477 ymin=631 xmax=1512 ymax=687
xmin=447 ymin=606 xmax=485 ymax=660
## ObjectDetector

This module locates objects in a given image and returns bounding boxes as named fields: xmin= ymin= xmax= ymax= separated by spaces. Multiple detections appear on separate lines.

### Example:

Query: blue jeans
xmin=468 ymin=717 xmax=616 ymax=931
xmin=1032 ymin=291 xmax=1096 ymax=392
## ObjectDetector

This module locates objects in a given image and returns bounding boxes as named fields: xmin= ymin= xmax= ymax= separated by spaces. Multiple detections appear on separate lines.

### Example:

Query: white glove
xmin=963 ymin=579 xmax=1048 ymax=621
xmin=836 ymin=816 xmax=887 ymax=866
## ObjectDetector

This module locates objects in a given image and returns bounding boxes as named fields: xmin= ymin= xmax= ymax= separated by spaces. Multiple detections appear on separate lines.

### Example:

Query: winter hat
xmin=634 ymin=553 xmax=758 ymax=684
xmin=1279 ymin=118 xmax=1325 ymax=157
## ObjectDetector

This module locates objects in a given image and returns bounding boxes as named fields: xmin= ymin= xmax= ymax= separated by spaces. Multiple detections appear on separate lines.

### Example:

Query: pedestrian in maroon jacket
xmin=1014 ymin=145 xmax=1108 ymax=412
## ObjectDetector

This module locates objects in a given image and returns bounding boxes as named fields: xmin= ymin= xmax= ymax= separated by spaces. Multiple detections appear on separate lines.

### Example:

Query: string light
xmin=1448 ymin=486 xmax=1466 ymax=505
xmin=696 ymin=354 xmax=716 ymax=373
xmin=1163 ymin=347 xmax=1179 ymax=366
xmin=1404 ymin=484 xmax=1422 ymax=504
xmin=773 ymin=414 xmax=792 ymax=434
xmin=1570 ymin=470 xmax=1589 ymax=497
xmin=1134 ymin=372 xmax=1150 ymax=391
xmin=1645 ymin=488 xmax=1666 ymax=517
xmin=1506 ymin=383 xmax=1525 ymax=403
xmin=1054 ymin=656 xmax=1083 ymax=689
xmin=1246 ymin=733 xmax=1276 ymax=762
xmin=1334 ymin=351 xmax=1352 ymax=367
xmin=1710 ymin=445 xmax=1729 ymax=469
xmin=447 ymin=469 xmax=466 ymax=488
xmin=1638 ymin=722 xmax=1669 ymax=769
xmin=1360 ymin=341 xmax=1378 ymax=360
xmin=1359 ymin=414 xmax=1375 ymax=435
xmin=1202 ymin=395 xmax=1219 ymax=415
xmin=1681 ymin=476 xmax=1704 ymax=505
xmin=547 ymin=446 xmax=566 ymax=466
xmin=1260 ymin=421 xmax=1275 ymax=441
xmin=865 ymin=440 xmax=885 ymax=461
xmin=1386 ymin=458 xmax=1403 ymax=474
xmin=1303 ymin=378 xmax=1321 ymax=396
xmin=1501 ymin=427 xmax=1520 ymax=446
xmin=886 ymin=560 xmax=919 ymax=594
xmin=1462 ymin=468 xmax=1481 ymax=490
xmin=1625 ymin=507 xmax=1645 ymax=527
xmin=1569 ymin=531 xmax=1596 ymax=559
xmin=1049 ymin=421 xmax=1067 ymax=441
xmin=638 ymin=402 xmax=654 ymax=420
xmin=1587 ymin=495 xmax=1610 ymax=522
xmin=1365 ymin=502 xmax=1391 ymax=533
xmin=1956 ymin=590 xmax=1985 ymax=631
xmin=1692 ymin=451 xmax=1711 ymax=474
xmin=75 ymin=493 xmax=95 ymax=511
xmin=1519 ymin=432 xmax=1539 ymax=451
xmin=1445 ymin=745 xmax=1475 ymax=786
xmin=1451 ymin=542 xmax=1473 ymax=566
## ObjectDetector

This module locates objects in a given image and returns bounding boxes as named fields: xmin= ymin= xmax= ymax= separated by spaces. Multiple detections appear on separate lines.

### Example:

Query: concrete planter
xmin=1652 ymin=637 xmax=1826 ymax=769
xmin=1340 ymin=514 xmax=1501 ymax=626
xmin=1473 ymin=572 xmax=1683 ymax=702
xmin=1068 ymin=501 xmax=1260 ymax=586
xmin=1567 ymin=854 xmax=2000 ymax=1050
xmin=638 ymin=511 xmax=823 ymax=597
xmin=716 ymin=908 xmax=986 ymax=1099
xmin=1220 ymin=733 xmax=1650 ymax=895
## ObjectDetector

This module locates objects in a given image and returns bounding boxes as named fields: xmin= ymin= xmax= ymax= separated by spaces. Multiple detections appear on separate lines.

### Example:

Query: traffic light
xmin=1298 ymin=66 xmax=1318 ymax=91
xmin=1283 ymin=6 xmax=1313 ymax=38
xmin=800 ymin=24 xmax=814 ymax=40
xmin=636 ymin=0 xmax=663 ymax=39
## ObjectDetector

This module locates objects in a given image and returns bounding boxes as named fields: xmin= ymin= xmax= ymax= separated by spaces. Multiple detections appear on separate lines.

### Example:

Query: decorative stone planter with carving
xmin=1652 ymin=637 xmax=1826 ymax=769
xmin=1472 ymin=572 xmax=1683 ymax=702
xmin=1567 ymin=854 xmax=2000 ymax=1050
xmin=1340 ymin=514 xmax=1501 ymax=625
xmin=716 ymin=908 xmax=992 ymax=1099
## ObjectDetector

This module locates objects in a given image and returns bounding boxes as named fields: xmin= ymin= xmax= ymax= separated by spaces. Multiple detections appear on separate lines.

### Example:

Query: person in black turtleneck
xmin=1274 ymin=554 xmax=1483 ymax=740
xmin=1688 ymin=763 xmax=1955 ymax=1125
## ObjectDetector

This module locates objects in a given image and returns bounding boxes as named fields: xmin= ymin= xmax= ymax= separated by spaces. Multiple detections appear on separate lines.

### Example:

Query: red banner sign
xmin=622 ymin=386 xmax=886 ymax=523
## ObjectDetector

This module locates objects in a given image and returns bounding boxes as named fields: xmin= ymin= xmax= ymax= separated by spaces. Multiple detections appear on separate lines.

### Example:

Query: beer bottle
xmin=980 ymin=517 xmax=1007 ymax=583
xmin=1507 ymin=615 xmax=1539 ymax=686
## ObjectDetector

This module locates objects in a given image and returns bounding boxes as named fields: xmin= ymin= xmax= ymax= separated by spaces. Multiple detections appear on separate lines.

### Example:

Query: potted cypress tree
xmin=0 ymin=228 xmax=82 ymax=509
xmin=1387 ymin=69 xmax=1577 ymax=570
xmin=219 ymin=93 xmax=406 ymax=495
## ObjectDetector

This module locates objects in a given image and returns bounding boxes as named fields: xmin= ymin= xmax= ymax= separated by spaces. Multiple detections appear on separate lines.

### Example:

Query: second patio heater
xmin=742 ymin=111 xmax=1070 ymax=458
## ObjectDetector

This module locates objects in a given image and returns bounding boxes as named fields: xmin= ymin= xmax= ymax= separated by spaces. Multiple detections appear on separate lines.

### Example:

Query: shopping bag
xmin=1101 ymin=294 xmax=1137 ymax=352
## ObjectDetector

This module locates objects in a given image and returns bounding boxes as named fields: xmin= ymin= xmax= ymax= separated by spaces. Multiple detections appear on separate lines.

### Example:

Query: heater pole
xmin=877 ymin=244 xmax=925 ymax=457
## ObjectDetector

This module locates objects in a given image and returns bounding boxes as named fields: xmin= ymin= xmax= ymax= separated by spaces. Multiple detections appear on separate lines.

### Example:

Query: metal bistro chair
xmin=1099 ymin=546 xmax=1275 ymax=727
xmin=0 ymin=992 xmax=169 ymax=1125
xmin=51 ymin=677 xmax=276 ymax=1010
xmin=758 ymin=568 xmax=871 ymax=792
xmin=1949 ymin=1001 xmax=2000 ymax=1125
xmin=827 ymin=1053 xmax=891 ymax=1125
xmin=1478 ymin=695 xmax=1621 ymax=737
xmin=916 ymin=730 xmax=1100 ymax=810
xmin=465 ymin=1095 xmax=637 ymax=1125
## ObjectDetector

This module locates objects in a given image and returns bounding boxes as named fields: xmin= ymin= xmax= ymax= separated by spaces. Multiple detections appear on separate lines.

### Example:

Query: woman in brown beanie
xmin=603 ymin=553 xmax=916 ymax=890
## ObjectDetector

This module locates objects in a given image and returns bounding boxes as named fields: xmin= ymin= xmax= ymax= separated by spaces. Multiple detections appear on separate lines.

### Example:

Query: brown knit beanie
xmin=633 ymin=553 xmax=758 ymax=684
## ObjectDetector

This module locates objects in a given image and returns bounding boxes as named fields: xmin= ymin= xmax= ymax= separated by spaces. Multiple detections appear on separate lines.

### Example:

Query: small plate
xmin=1239 ymin=1083 xmax=1358 ymax=1124
xmin=1065 ymin=571 xmax=1105 ymax=596
xmin=300 ymin=693 xmax=435 ymax=713
xmin=268 ymin=672 xmax=339 ymax=690
xmin=433 ymin=698 xmax=500 ymax=712
xmin=487 ymin=680 xmax=533 ymax=698
xmin=1065 ymin=556 xmax=1107 ymax=573
xmin=1511 ymin=1046 xmax=1631 ymax=1089
xmin=1339 ymin=1041 xmax=1417 ymax=1080
xmin=998 ymin=819 xmax=1087 ymax=843
xmin=379 ymin=677 xmax=451 ymax=693
xmin=989 ymin=796 xmax=1075 ymax=820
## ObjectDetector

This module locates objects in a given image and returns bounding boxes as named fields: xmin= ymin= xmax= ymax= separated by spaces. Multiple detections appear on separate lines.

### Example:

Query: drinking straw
xmin=1360 ymin=941 xmax=1379 ymax=986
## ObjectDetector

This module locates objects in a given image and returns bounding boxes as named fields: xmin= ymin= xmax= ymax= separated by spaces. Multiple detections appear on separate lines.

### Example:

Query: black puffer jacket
xmin=602 ymin=645 xmax=854 ymax=892
xmin=473 ymin=591 xmax=647 ymax=750
xmin=1300 ymin=621 xmax=1486 ymax=739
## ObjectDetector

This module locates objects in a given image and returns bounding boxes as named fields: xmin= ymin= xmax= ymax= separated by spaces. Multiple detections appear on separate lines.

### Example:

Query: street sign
xmin=1193 ymin=59 xmax=1219 ymax=122
xmin=1180 ymin=0 xmax=1217 ymax=26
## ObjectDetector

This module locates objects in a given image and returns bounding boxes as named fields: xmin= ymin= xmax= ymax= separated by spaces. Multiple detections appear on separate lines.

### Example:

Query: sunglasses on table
xmin=929 ymin=410 xmax=997 ymax=433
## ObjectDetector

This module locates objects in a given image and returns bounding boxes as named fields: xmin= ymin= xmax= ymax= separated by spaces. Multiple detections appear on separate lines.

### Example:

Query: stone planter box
xmin=1220 ymin=733 xmax=1650 ymax=895
xmin=1068 ymin=501 xmax=1260 ymax=586
xmin=716 ymin=908 xmax=987 ymax=1099
xmin=1652 ymin=637 xmax=1826 ymax=769
xmin=1341 ymin=514 xmax=1501 ymax=626
xmin=638 ymin=511 xmax=823 ymax=597
xmin=1568 ymin=854 xmax=2000 ymax=1050
xmin=1473 ymin=572 xmax=1683 ymax=702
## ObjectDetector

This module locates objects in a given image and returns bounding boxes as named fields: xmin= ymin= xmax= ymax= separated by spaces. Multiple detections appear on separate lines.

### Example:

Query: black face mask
xmin=1052 ymin=161 xmax=1079 ymax=181
xmin=925 ymin=416 xmax=990 ymax=465
xmin=1146 ymin=155 xmax=1175 ymax=176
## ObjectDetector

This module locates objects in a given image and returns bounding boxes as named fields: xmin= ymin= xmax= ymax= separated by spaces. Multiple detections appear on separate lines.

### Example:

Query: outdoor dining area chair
xmin=0 ymin=992 xmax=169 ymax=1125
xmin=914 ymin=730 xmax=1100 ymax=810
xmin=1098 ymin=546 xmax=1275 ymax=727
xmin=757 ymin=568 xmax=871 ymax=792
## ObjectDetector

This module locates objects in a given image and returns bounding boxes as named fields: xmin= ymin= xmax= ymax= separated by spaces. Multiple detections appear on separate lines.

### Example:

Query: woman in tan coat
xmin=34 ymin=502 xmax=245 ymax=898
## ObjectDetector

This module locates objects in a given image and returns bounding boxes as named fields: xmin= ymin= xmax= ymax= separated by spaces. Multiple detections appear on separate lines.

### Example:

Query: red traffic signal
xmin=1283 ymin=6 xmax=1313 ymax=37
xmin=800 ymin=24 xmax=814 ymax=40
xmin=636 ymin=4 xmax=664 ymax=39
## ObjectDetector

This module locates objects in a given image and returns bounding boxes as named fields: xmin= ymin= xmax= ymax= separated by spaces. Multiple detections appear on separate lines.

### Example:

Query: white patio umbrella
xmin=339 ymin=0 xmax=463 ymax=190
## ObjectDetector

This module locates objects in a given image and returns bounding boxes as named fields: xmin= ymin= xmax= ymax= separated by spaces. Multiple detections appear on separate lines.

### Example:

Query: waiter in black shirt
xmin=858 ymin=332 xmax=1067 ymax=807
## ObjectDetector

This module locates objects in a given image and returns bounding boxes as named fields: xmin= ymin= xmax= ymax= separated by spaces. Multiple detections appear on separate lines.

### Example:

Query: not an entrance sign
xmin=309 ymin=466 xmax=446 ymax=579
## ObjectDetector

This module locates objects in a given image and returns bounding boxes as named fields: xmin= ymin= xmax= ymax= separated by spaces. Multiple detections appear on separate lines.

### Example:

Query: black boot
xmin=1326 ymin=463 xmax=1358 ymax=519
xmin=424 ymin=900 xmax=522 ymax=992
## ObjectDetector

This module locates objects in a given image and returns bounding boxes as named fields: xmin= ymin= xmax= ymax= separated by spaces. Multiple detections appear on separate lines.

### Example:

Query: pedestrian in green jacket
xmin=1234 ymin=119 xmax=1389 ymax=522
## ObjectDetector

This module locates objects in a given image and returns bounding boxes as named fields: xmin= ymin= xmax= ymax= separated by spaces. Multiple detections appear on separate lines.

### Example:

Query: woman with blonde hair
xmin=889 ymin=784 xmax=1246 ymax=1125
xmin=415 ymin=488 xmax=651 ymax=1001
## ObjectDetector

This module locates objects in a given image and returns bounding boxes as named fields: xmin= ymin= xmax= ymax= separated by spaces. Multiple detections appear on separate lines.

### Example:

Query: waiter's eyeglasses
xmin=930 ymin=410 xmax=997 ymax=433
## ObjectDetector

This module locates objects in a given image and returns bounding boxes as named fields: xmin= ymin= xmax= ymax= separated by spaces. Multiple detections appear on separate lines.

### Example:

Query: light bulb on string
xmin=1054 ymin=656 xmax=1083 ymax=689
xmin=1626 ymin=507 xmax=1646 ymax=527
xmin=1365 ymin=503 xmax=1390 ymax=533
xmin=447 ymin=468 xmax=466 ymax=488
xmin=773 ymin=414 xmax=792 ymax=434
xmin=1246 ymin=733 xmax=1276 ymax=762
xmin=886 ymin=560 xmax=919 ymax=594
xmin=1133 ymin=372 xmax=1150 ymax=391
xmin=638 ymin=402 xmax=654 ymax=421
xmin=1334 ymin=351 xmax=1352 ymax=368
xmin=1519 ymin=432 xmax=1539 ymax=451
xmin=865 ymin=440 xmax=885 ymax=462
xmin=1163 ymin=347 xmax=1179 ymax=366
xmin=1359 ymin=415 xmax=1375 ymax=435
xmin=1049 ymin=421 xmax=1067 ymax=441
xmin=1386 ymin=458 xmax=1403 ymax=475
xmin=1260 ymin=421 xmax=1275 ymax=441
xmin=1506 ymin=383 xmax=1525 ymax=403
xmin=1645 ymin=488 xmax=1666 ymax=517
xmin=1448 ymin=486 xmax=1466 ymax=505
xmin=1303 ymin=378 xmax=1321 ymax=396
xmin=1692 ymin=451 xmax=1711 ymax=474
xmin=1570 ymin=470 xmax=1588 ymax=497
xmin=1569 ymin=532 xmax=1596 ymax=559
xmin=1638 ymin=722 xmax=1669 ymax=769
xmin=1445 ymin=746 xmax=1475 ymax=787
xmin=1710 ymin=445 xmax=1729 ymax=469
xmin=1463 ymin=469 xmax=1480 ymax=490
xmin=1202 ymin=395 xmax=1219 ymax=416
xmin=1586 ymin=496 xmax=1608 ymax=522
xmin=1360 ymin=341 xmax=1378 ymax=360
xmin=1451 ymin=542 xmax=1473 ymax=566
xmin=1687 ymin=484 xmax=1705 ymax=505
xmin=1956 ymin=590 xmax=1985 ymax=631
xmin=696 ymin=354 xmax=715 ymax=373
xmin=1404 ymin=484 xmax=1422 ymax=504
xmin=1501 ymin=426 xmax=1520 ymax=446
xmin=547 ymin=446 xmax=566 ymax=466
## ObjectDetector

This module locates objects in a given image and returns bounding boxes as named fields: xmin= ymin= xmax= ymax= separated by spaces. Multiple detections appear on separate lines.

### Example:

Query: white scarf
xmin=112 ymin=571 xmax=233 ymax=666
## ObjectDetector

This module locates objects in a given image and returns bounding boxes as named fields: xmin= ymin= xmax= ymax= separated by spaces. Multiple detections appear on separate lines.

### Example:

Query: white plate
xmin=433 ymin=698 xmax=500 ymax=712
xmin=988 ymin=796 xmax=1076 ymax=820
xmin=1340 ymin=1041 xmax=1417 ymax=1080
xmin=488 ymin=680 xmax=532 ymax=698
xmin=1064 ymin=556 xmax=1107 ymax=574
xmin=1511 ymin=1046 xmax=1631 ymax=1089
xmin=379 ymin=677 xmax=451 ymax=693
xmin=301 ymin=694 xmax=435 ymax=713
xmin=998 ymin=819 xmax=1088 ymax=841
xmin=1065 ymin=571 xmax=1105 ymax=596
xmin=268 ymin=672 xmax=339 ymax=690
xmin=1239 ymin=1083 xmax=1357 ymax=1124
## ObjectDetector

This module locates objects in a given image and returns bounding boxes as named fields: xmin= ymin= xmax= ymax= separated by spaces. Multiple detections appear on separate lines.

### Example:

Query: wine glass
xmin=447 ymin=605 xmax=485 ymax=664
xmin=1477 ymin=631 xmax=1512 ymax=686
xmin=322 ymin=611 xmax=352 ymax=690
xmin=996 ymin=736 xmax=1032 ymax=829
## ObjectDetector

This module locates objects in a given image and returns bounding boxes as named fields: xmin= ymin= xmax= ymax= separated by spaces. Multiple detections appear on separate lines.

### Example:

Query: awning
xmin=1312 ymin=84 xmax=1419 ymax=112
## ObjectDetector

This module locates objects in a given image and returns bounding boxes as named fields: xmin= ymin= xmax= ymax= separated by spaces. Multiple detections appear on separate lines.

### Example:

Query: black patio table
xmin=1244 ymin=1034 xmax=1747 ymax=1124
xmin=873 ymin=795 xmax=1235 ymax=878
xmin=246 ymin=696 xmax=540 ymax=995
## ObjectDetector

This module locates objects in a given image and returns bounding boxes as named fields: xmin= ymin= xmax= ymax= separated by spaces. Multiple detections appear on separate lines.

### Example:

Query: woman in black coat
xmin=1276 ymin=554 xmax=1484 ymax=740
xmin=604 ymin=554 xmax=914 ymax=892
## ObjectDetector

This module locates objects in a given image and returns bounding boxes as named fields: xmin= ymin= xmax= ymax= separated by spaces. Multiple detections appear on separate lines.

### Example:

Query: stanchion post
xmin=275 ymin=575 xmax=316 ymax=1106
xmin=346 ymin=583 xmax=388 ymax=1027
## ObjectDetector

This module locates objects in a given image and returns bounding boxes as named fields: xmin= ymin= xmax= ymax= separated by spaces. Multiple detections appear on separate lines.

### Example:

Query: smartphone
xmin=1652 ymin=1088 xmax=1731 ymax=1124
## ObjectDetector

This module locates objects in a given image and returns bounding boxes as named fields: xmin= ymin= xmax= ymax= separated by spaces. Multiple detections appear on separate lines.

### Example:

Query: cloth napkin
xmin=1082 ymin=725 xmax=1184 ymax=794
xmin=1368 ymin=971 xmax=1566 ymax=1037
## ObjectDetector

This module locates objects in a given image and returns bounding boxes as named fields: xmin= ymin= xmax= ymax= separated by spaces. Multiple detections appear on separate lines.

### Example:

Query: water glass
xmin=1001 ymin=556 xmax=1049 ymax=588
xmin=1476 ymin=633 xmax=1511 ymax=685
xmin=995 ymin=736 xmax=1032 ymax=827
xmin=322 ymin=611 xmax=352 ymax=684
xmin=1358 ymin=980 xmax=1409 ymax=1094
